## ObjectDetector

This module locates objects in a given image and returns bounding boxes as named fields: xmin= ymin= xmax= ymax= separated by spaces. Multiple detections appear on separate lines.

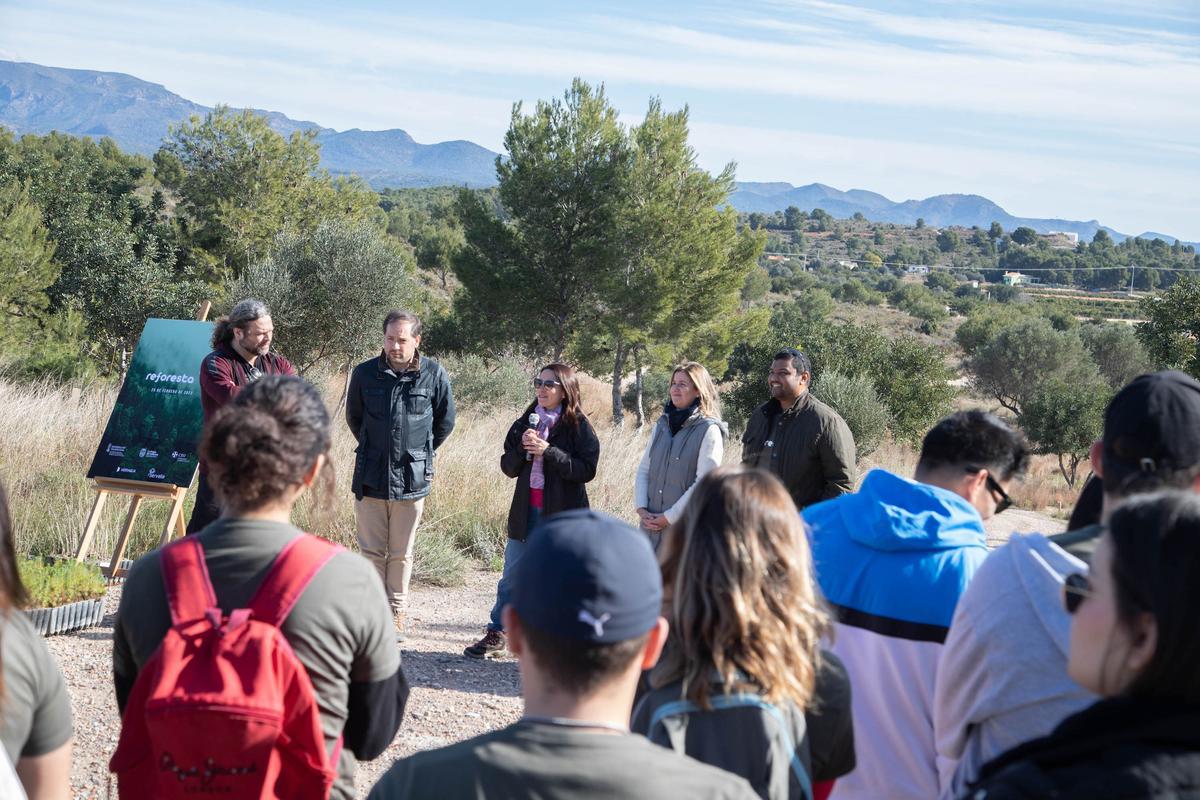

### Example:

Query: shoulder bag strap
xmin=647 ymin=699 xmax=696 ymax=754
xmin=248 ymin=534 xmax=342 ymax=627
xmin=160 ymin=538 xmax=218 ymax=626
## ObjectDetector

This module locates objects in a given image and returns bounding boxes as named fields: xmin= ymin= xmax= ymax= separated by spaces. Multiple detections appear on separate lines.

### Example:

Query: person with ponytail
xmin=0 ymin=480 xmax=73 ymax=800
xmin=464 ymin=363 xmax=600 ymax=660
xmin=188 ymin=298 xmax=296 ymax=534
xmin=113 ymin=376 xmax=408 ymax=800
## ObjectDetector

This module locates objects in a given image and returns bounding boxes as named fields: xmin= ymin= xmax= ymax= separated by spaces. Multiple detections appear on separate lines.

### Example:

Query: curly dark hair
xmin=199 ymin=376 xmax=335 ymax=515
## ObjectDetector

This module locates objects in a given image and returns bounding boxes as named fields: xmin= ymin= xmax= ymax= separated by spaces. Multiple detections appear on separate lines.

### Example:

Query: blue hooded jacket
xmin=803 ymin=468 xmax=991 ymax=800
xmin=804 ymin=468 xmax=988 ymax=632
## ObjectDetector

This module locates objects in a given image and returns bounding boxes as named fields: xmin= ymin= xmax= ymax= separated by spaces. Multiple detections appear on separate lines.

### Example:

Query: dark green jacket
xmin=741 ymin=392 xmax=856 ymax=510
xmin=347 ymin=353 xmax=455 ymax=501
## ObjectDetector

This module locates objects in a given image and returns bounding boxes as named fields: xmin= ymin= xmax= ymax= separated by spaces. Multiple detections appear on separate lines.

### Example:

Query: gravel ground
xmin=43 ymin=508 xmax=1063 ymax=799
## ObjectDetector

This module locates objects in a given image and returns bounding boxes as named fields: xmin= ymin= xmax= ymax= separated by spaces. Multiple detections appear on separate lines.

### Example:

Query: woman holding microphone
xmin=464 ymin=363 xmax=600 ymax=659
xmin=635 ymin=362 xmax=726 ymax=548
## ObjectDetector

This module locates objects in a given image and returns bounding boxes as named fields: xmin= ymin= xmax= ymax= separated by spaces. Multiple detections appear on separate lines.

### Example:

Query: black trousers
xmin=185 ymin=470 xmax=221 ymax=535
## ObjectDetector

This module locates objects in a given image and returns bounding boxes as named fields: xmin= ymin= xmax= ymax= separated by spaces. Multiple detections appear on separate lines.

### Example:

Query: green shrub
xmin=441 ymin=352 xmax=534 ymax=411
xmin=19 ymin=559 xmax=106 ymax=607
xmin=622 ymin=372 xmax=672 ymax=420
xmin=811 ymin=371 xmax=890 ymax=458
xmin=411 ymin=531 xmax=468 ymax=588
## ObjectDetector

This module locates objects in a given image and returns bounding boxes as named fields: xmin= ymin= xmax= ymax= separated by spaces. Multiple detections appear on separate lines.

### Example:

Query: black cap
xmin=511 ymin=509 xmax=662 ymax=644
xmin=1103 ymin=371 xmax=1200 ymax=487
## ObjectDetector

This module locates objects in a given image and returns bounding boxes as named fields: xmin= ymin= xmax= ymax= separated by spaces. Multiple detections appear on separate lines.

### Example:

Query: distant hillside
xmin=0 ymin=60 xmax=498 ymax=188
xmin=1 ymin=60 xmax=1191 ymax=244
xmin=731 ymin=182 xmax=1197 ymax=248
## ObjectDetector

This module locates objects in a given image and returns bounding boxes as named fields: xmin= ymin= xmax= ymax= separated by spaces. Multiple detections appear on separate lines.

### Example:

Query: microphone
xmin=525 ymin=412 xmax=540 ymax=461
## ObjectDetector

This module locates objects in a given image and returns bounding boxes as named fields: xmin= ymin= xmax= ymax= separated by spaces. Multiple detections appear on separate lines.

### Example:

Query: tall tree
xmin=578 ymin=100 xmax=764 ymax=426
xmin=159 ymin=106 xmax=376 ymax=275
xmin=0 ymin=130 xmax=205 ymax=371
xmin=1138 ymin=275 xmax=1200 ymax=378
xmin=452 ymin=80 xmax=627 ymax=360
xmin=0 ymin=179 xmax=58 ymax=350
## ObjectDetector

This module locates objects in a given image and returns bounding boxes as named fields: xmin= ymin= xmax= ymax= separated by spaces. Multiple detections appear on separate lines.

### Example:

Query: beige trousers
xmin=354 ymin=496 xmax=425 ymax=613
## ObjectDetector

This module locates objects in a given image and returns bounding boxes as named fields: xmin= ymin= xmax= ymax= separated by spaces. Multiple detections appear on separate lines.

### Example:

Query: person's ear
xmin=502 ymin=606 xmax=524 ymax=658
xmin=1125 ymin=612 xmax=1158 ymax=676
xmin=799 ymin=371 xmax=811 ymax=387
xmin=300 ymin=453 xmax=325 ymax=489
xmin=1090 ymin=440 xmax=1104 ymax=479
xmin=966 ymin=468 xmax=989 ymax=504
xmin=413 ymin=333 xmax=422 ymax=349
xmin=640 ymin=617 xmax=670 ymax=671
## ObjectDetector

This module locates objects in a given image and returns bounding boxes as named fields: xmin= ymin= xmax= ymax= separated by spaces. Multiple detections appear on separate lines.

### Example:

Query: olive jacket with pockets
xmin=347 ymin=353 xmax=456 ymax=501
xmin=500 ymin=403 xmax=600 ymax=540
xmin=741 ymin=392 xmax=856 ymax=511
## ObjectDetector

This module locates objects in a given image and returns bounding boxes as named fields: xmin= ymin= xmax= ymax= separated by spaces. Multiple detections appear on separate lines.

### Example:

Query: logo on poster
xmin=106 ymin=444 xmax=127 ymax=457
xmin=145 ymin=372 xmax=195 ymax=384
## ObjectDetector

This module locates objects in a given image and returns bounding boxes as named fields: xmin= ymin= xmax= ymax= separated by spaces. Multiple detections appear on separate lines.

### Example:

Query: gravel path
xmin=43 ymin=508 xmax=1063 ymax=799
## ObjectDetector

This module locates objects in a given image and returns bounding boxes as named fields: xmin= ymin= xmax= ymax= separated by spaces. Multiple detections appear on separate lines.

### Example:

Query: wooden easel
xmin=73 ymin=301 xmax=211 ymax=578
xmin=74 ymin=478 xmax=190 ymax=578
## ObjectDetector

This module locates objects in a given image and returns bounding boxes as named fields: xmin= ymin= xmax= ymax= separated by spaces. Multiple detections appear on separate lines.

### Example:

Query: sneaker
xmin=464 ymin=628 xmax=506 ymax=659
xmin=393 ymin=611 xmax=407 ymax=644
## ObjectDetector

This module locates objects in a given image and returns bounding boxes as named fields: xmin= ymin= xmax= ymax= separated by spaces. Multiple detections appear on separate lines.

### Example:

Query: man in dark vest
xmin=741 ymin=348 xmax=856 ymax=510
xmin=187 ymin=298 xmax=295 ymax=535
xmin=347 ymin=310 xmax=456 ymax=640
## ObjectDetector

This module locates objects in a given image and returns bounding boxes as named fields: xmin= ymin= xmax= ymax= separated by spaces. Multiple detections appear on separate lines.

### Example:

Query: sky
xmin=2 ymin=0 xmax=1197 ymax=239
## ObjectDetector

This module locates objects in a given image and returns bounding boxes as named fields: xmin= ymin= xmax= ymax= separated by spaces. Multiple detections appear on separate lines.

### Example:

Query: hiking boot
xmin=464 ymin=629 xmax=506 ymax=659
xmin=393 ymin=611 xmax=407 ymax=644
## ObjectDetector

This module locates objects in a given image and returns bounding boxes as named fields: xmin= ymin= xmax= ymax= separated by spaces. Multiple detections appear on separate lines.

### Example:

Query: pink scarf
xmin=529 ymin=405 xmax=562 ymax=490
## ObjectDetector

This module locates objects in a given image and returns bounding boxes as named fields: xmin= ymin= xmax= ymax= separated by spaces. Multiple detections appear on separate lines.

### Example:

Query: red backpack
xmin=110 ymin=534 xmax=343 ymax=799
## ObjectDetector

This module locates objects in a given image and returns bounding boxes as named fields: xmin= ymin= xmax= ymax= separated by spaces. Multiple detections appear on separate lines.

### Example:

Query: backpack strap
xmin=160 ymin=538 xmax=219 ymax=626
xmin=248 ymin=535 xmax=342 ymax=628
xmin=648 ymin=693 xmax=813 ymax=800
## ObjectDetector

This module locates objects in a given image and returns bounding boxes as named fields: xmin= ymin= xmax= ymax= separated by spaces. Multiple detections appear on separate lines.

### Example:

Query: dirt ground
xmin=45 ymin=508 xmax=1062 ymax=799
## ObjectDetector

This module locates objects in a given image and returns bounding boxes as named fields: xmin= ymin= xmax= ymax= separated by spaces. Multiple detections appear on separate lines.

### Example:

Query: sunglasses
xmin=1062 ymin=572 xmax=1094 ymax=614
xmin=964 ymin=467 xmax=1014 ymax=514
xmin=532 ymin=378 xmax=563 ymax=389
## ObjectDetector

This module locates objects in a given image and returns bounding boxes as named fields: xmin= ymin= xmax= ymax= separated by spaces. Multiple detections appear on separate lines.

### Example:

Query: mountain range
xmin=0 ymin=60 xmax=497 ymax=188
xmin=0 ymin=60 xmax=1191 ymax=245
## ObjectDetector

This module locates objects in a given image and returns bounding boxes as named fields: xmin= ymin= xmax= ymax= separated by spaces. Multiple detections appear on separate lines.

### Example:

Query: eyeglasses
xmin=533 ymin=378 xmax=562 ymax=389
xmin=1062 ymin=572 xmax=1094 ymax=614
xmin=965 ymin=466 xmax=1013 ymax=514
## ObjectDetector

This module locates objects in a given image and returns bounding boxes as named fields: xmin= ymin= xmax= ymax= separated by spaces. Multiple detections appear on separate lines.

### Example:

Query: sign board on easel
xmin=75 ymin=306 xmax=213 ymax=576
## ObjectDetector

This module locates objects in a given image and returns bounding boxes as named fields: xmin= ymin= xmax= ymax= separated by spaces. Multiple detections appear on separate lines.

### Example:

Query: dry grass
xmin=0 ymin=375 xmax=1080 ymax=586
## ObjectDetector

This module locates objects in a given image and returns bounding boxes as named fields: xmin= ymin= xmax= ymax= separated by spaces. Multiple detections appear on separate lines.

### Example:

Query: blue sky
xmin=2 ymin=0 xmax=1197 ymax=239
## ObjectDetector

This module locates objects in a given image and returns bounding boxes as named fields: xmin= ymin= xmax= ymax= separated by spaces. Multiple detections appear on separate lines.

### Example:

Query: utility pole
xmin=1128 ymin=264 xmax=1137 ymax=297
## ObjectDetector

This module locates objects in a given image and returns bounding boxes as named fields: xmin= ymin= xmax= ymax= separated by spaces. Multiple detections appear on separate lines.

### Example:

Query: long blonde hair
xmin=671 ymin=362 xmax=721 ymax=420
xmin=654 ymin=466 xmax=830 ymax=710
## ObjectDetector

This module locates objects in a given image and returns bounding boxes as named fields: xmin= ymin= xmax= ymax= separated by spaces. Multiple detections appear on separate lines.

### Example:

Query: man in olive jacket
xmin=742 ymin=348 xmax=856 ymax=510
xmin=347 ymin=310 xmax=455 ymax=637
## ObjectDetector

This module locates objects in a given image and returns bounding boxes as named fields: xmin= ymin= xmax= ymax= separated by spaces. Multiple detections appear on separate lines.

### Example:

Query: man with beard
xmin=741 ymin=348 xmax=855 ymax=510
xmin=187 ymin=298 xmax=295 ymax=535
xmin=347 ymin=310 xmax=455 ymax=640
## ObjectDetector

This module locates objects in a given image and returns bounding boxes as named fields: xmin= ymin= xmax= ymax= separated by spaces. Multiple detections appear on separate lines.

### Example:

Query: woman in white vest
xmin=634 ymin=361 xmax=726 ymax=548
